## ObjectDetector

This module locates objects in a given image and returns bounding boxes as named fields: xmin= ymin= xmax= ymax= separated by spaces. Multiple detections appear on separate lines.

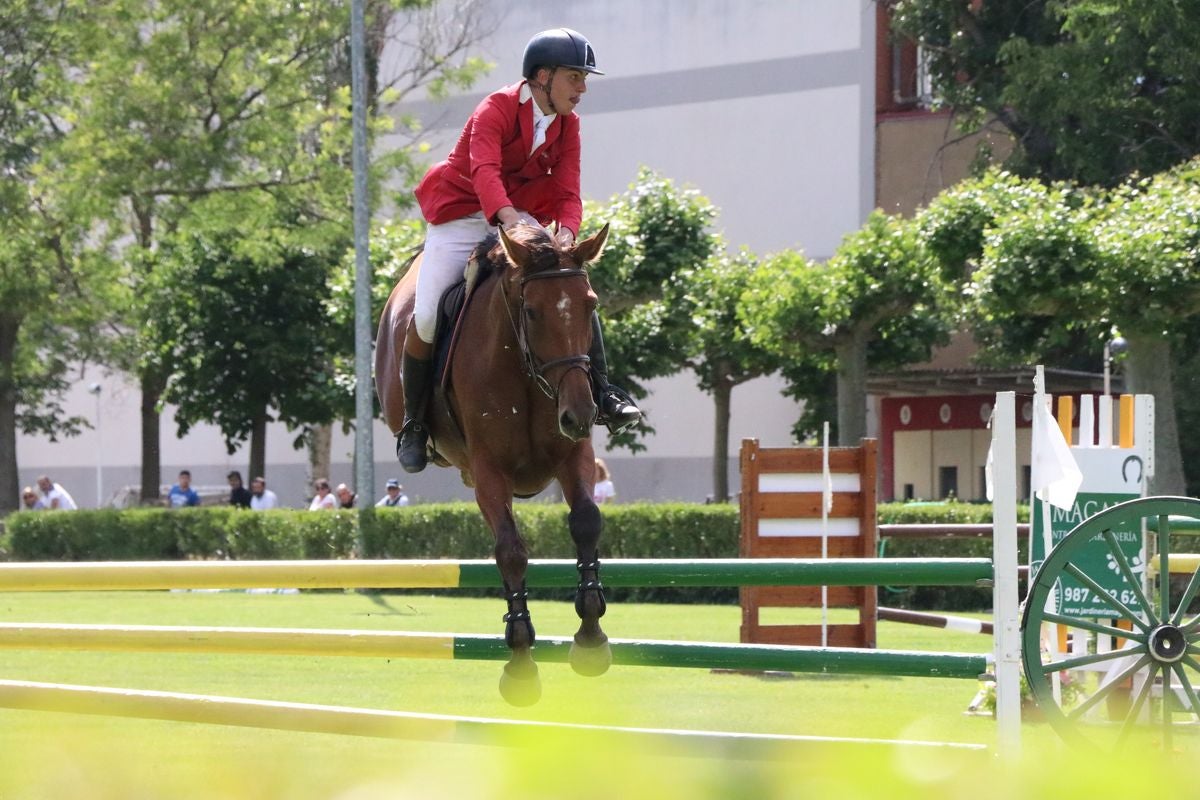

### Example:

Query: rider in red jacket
xmin=397 ymin=28 xmax=641 ymax=473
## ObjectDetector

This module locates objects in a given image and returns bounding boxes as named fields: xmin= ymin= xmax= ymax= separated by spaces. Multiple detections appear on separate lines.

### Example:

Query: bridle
xmin=503 ymin=267 xmax=592 ymax=400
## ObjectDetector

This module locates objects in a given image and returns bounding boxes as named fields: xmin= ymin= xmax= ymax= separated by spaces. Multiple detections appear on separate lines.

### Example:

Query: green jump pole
xmin=0 ymin=622 xmax=987 ymax=680
xmin=0 ymin=558 xmax=994 ymax=592
xmin=472 ymin=558 xmax=994 ymax=589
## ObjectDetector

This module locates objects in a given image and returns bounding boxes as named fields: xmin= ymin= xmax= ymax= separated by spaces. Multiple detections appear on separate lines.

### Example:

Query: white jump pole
xmin=991 ymin=391 xmax=1022 ymax=759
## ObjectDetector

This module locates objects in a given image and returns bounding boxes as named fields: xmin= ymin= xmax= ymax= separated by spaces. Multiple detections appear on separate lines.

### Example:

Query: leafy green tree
xmin=0 ymin=0 xmax=117 ymax=510
xmin=888 ymin=0 xmax=1200 ymax=185
xmin=581 ymin=168 xmax=724 ymax=451
xmin=147 ymin=194 xmax=348 ymax=481
xmin=678 ymin=250 xmax=783 ymax=501
xmin=744 ymin=211 xmax=952 ymax=446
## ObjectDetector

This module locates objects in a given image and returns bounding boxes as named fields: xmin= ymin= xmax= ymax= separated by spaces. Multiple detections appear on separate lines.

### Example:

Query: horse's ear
xmin=572 ymin=223 xmax=610 ymax=266
xmin=498 ymin=225 xmax=532 ymax=269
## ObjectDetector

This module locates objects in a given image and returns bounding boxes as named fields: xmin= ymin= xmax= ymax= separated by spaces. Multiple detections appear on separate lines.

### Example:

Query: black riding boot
xmin=588 ymin=312 xmax=642 ymax=435
xmin=397 ymin=353 xmax=433 ymax=473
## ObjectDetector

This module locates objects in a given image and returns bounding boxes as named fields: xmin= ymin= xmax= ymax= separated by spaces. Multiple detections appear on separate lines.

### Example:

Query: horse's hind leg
xmin=561 ymin=467 xmax=611 ymax=677
xmin=474 ymin=476 xmax=540 ymax=706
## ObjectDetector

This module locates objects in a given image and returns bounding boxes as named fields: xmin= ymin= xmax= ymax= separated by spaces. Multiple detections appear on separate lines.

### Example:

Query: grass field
xmin=0 ymin=590 xmax=1183 ymax=798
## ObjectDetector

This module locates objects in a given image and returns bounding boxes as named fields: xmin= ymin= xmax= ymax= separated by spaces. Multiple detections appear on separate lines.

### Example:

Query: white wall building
xmin=17 ymin=0 xmax=875 ymax=507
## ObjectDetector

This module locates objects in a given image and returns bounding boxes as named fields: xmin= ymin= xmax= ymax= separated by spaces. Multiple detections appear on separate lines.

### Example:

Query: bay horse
xmin=375 ymin=223 xmax=612 ymax=705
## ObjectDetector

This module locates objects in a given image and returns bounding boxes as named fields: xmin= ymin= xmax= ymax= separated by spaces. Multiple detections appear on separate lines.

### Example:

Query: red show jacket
xmin=414 ymin=82 xmax=583 ymax=235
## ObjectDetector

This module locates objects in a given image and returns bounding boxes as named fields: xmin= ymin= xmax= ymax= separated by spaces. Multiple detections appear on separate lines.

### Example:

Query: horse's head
xmin=497 ymin=223 xmax=610 ymax=442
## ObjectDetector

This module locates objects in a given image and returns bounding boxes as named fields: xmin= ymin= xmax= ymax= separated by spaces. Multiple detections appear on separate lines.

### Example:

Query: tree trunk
xmin=0 ymin=314 xmax=21 ymax=512
xmin=139 ymin=370 xmax=165 ymax=502
xmin=249 ymin=406 xmax=268 ymax=480
xmin=1124 ymin=333 xmax=1185 ymax=494
xmin=711 ymin=370 xmax=733 ymax=503
xmin=307 ymin=423 xmax=332 ymax=487
xmin=834 ymin=333 xmax=870 ymax=446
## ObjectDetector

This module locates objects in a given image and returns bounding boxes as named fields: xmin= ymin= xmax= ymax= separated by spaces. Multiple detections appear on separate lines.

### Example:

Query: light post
xmin=88 ymin=383 xmax=102 ymax=507
xmin=1103 ymin=336 xmax=1128 ymax=396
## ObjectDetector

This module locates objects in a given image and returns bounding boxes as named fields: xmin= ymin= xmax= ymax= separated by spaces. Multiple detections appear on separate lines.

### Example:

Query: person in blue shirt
xmin=167 ymin=470 xmax=201 ymax=508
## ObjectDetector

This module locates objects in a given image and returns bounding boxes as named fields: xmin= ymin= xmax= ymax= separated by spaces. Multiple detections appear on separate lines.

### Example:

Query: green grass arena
xmin=0 ymin=589 xmax=1184 ymax=799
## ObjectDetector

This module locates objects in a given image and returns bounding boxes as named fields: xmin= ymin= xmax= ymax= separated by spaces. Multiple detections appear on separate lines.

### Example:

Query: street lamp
xmin=1103 ymin=336 xmax=1128 ymax=396
xmin=87 ymin=383 xmax=102 ymax=507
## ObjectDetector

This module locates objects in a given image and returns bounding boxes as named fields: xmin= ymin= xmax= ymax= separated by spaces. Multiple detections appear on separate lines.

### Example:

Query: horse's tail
xmin=396 ymin=243 xmax=424 ymax=278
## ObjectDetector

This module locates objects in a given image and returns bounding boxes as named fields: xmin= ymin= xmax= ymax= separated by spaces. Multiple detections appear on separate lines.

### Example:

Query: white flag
xmin=1031 ymin=368 xmax=1082 ymax=510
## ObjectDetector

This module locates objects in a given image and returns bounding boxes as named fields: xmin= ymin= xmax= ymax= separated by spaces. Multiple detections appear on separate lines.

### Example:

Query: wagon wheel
xmin=1022 ymin=496 xmax=1200 ymax=752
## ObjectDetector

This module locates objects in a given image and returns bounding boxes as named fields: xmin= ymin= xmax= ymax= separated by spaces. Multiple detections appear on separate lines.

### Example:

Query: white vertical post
xmin=992 ymin=391 xmax=1022 ymax=758
xmin=1078 ymin=394 xmax=1095 ymax=448
xmin=820 ymin=421 xmax=831 ymax=648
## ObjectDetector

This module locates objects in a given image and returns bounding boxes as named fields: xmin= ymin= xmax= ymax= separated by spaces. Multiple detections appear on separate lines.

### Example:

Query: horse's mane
xmin=472 ymin=224 xmax=564 ymax=280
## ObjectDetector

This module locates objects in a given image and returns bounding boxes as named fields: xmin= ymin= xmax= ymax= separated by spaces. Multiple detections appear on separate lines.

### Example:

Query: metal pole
xmin=350 ymin=0 xmax=373 ymax=551
xmin=88 ymin=383 xmax=103 ymax=507
xmin=1103 ymin=340 xmax=1111 ymax=397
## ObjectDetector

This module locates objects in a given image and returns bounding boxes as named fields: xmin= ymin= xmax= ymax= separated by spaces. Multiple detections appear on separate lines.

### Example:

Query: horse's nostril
xmin=560 ymin=411 xmax=576 ymax=430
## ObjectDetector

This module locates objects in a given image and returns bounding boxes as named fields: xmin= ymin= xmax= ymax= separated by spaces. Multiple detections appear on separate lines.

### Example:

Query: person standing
xmin=248 ymin=476 xmax=279 ymax=511
xmin=36 ymin=475 xmax=78 ymax=510
xmin=227 ymin=471 xmax=252 ymax=508
xmin=395 ymin=27 xmax=641 ymax=474
xmin=375 ymin=479 xmax=410 ymax=507
xmin=308 ymin=478 xmax=337 ymax=511
xmin=592 ymin=458 xmax=616 ymax=504
xmin=167 ymin=470 xmax=201 ymax=508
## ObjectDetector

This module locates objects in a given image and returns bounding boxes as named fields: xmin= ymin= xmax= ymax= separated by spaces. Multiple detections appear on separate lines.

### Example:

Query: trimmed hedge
xmin=2 ymin=501 xmax=1028 ymax=609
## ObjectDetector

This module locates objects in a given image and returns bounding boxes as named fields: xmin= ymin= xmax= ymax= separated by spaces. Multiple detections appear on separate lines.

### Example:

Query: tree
xmin=743 ymin=211 xmax=953 ymax=446
xmin=580 ymin=168 xmax=725 ymax=451
xmin=147 ymin=194 xmax=347 ymax=480
xmin=0 ymin=0 xmax=115 ymax=510
xmin=677 ymin=250 xmax=782 ymax=501
xmin=888 ymin=0 xmax=1200 ymax=185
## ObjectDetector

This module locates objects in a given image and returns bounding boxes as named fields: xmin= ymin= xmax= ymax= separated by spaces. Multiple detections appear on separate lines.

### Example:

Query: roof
xmin=866 ymin=366 xmax=1123 ymax=397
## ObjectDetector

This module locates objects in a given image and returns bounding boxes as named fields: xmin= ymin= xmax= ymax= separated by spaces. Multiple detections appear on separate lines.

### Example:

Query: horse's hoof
xmin=499 ymin=659 xmax=542 ymax=707
xmin=569 ymin=637 xmax=612 ymax=677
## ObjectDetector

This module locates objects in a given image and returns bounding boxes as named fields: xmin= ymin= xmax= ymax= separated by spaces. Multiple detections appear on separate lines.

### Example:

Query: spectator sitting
xmin=227 ymin=470 xmax=252 ymax=509
xmin=375 ymin=479 xmax=409 ymax=508
xmin=167 ymin=470 xmax=201 ymax=508
xmin=21 ymin=486 xmax=45 ymax=510
xmin=249 ymin=476 xmax=279 ymax=511
xmin=308 ymin=478 xmax=337 ymax=511
xmin=36 ymin=475 xmax=78 ymax=510
xmin=335 ymin=482 xmax=357 ymax=509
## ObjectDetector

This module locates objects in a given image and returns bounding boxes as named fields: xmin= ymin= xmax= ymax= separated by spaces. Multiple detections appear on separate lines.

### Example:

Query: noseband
xmin=504 ymin=268 xmax=592 ymax=400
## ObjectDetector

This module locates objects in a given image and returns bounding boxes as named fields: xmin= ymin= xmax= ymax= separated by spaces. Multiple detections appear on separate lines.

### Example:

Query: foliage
xmin=743 ymin=211 xmax=953 ymax=443
xmin=888 ymin=0 xmax=1200 ymax=185
xmin=145 ymin=193 xmax=351 ymax=452
xmin=580 ymin=168 xmax=725 ymax=450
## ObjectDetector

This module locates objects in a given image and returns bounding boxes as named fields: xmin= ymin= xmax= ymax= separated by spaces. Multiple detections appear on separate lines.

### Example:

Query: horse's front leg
xmin=474 ymin=469 xmax=540 ymax=706
xmin=559 ymin=451 xmax=611 ymax=677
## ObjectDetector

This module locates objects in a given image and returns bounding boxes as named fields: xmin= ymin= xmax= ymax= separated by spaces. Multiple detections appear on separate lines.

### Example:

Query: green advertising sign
xmin=1031 ymin=491 xmax=1143 ymax=617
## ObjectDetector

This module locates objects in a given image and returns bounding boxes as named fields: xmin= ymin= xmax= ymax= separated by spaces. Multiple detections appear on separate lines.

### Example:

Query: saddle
xmin=432 ymin=249 xmax=495 ymax=390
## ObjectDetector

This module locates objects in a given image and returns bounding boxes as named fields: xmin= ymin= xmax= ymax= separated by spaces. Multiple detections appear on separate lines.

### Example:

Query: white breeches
xmin=413 ymin=213 xmax=494 ymax=344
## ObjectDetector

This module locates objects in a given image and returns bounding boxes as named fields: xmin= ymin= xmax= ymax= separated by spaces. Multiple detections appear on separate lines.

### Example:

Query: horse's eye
xmin=524 ymin=307 xmax=536 ymax=321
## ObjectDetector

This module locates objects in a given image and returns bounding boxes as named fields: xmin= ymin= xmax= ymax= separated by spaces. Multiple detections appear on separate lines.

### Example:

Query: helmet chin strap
xmin=528 ymin=66 xmax=560 ymax=114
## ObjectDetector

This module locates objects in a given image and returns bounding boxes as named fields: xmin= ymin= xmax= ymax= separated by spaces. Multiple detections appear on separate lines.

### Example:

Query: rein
xmin=503 ymin=268 xmax=592 ymax=400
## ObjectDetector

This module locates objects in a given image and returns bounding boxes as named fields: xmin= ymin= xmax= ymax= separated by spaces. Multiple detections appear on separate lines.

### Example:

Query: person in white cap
xmin=376 ymin=479 xmax=409 ymax=507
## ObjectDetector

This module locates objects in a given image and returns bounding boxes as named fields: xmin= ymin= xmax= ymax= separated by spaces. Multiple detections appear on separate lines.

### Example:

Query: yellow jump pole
xmin=0 ymin=679 xmax=985 ymax=756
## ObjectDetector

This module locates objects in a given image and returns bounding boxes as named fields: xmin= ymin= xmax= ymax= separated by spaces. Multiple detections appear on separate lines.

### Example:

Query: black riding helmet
xmin=521 ymin=28 xmax=604 ymax=79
